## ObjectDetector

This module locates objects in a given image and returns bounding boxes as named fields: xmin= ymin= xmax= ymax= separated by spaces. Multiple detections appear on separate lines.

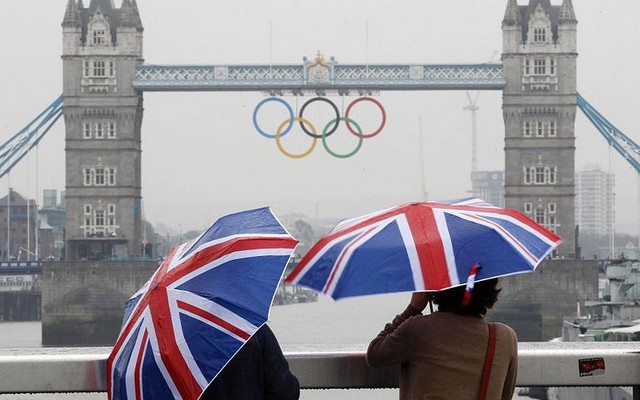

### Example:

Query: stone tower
xmin=61 ymin=0 xmax=144 ymax=260
xmin=501 ymin=0 xmax=577 ymax=257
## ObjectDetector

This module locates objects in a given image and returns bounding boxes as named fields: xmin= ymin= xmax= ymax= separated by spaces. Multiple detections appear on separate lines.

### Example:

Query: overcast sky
xmin=0 ymin=0 xmax=638 ymax=236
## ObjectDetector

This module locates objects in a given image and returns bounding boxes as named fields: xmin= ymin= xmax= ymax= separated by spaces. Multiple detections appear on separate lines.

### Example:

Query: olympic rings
xmin=298 ymin=97 xmax=340 ymax=138
xmin=322 ymin=117 xmax=363 ymax=159
xmin=276 ymin=117 xmax=317 ymax=159
xmin=345 ymin=97 xmax=386 ymax=138
xmin=253 ymin=97 xmax=294 ymax=138
xmin=253 ymin=96 xmax=387 ymax=159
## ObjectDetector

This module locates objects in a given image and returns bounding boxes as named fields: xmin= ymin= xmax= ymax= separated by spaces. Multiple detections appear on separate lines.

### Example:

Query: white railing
xmin=0 ymin=342 xmax=638 ymax=398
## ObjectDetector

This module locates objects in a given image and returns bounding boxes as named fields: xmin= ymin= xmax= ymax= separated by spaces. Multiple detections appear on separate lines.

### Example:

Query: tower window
xmin=523 ymin=121 xmax=532 ymax=137
xmin=524 ymin=203 xmax=532 ymax=214
xmin=95 ymin=168 xmax=105 ymax=186
xmin=548 ymin=121 xmax=557 ymax=137
xmin=533 ymin=59 xmax=546 ymax=75
xmin=534 ymin=208 xmax=546 ymax=225
xmin=524 ymin=165 xmax=558 ymax=185
xmin=533 ymin=28 xmax=547 ymax=43
xmin=92 ymin=29 xmax=107 ymax=45
xmin=93 ymin=61 xmax=106 ymax=77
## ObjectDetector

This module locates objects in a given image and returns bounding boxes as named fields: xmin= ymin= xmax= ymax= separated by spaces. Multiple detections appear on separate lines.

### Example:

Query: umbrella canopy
xmin=107 ymin=207 xmax=298 ymax=400
xmin=286 ymin=198 xmax=561 ymax=300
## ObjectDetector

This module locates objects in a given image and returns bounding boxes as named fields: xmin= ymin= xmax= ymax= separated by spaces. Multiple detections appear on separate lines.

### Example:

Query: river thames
xmin=0 ymin=293 xmax=529 ymax=399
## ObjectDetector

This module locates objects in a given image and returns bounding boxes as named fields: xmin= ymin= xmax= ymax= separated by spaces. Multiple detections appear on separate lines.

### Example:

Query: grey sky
xmin=0 ymin=0 xmax=638 ymax=235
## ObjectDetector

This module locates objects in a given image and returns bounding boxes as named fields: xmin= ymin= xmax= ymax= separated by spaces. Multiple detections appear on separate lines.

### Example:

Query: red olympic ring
xmin=344 ymin=97 xmax=387 ymax=138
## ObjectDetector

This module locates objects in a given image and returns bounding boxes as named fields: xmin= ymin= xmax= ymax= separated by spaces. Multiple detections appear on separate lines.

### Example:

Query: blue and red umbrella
xmin=286 ymin=199 xmax=562 ymax=300
xmin=107 ymin=207 xmax=298 ymax=400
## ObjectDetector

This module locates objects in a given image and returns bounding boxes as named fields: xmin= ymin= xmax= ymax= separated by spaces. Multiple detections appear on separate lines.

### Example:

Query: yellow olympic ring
xmin=275 ymin=117 xmax=317 ymax=159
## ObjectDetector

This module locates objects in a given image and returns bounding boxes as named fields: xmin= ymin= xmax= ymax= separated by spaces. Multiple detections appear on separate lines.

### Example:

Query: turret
xmin=558 ymin=0 xmax=577 ymax=52
xmin=61 ymin=0 xmax=82 ymax=54
xmin=502 ymin=0 xmax=522 ymax=53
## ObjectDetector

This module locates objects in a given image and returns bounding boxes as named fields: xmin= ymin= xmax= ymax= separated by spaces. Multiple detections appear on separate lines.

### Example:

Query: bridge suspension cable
xmin=577 ymin=93 xmax=640 ymax=173
xmin=0 ymin=95 xmax=63 ymax=180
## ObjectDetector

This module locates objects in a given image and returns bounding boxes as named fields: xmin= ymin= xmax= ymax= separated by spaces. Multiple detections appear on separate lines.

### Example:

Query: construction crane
xmin=463 ymin=91 xmax=480 ymax=174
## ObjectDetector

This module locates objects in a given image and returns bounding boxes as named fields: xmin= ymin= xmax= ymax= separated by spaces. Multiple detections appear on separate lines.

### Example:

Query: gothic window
xmin=548 ymin=121 xmax=557 ymax=137
xmin=534 ymin=208 xmax=546 ymax=225
xmin=549 ymin=59 xmax=556 ymax=75
xmin=82 ymin=120 xmax=117 ymax=139
xmin=95 ymin=210 xmax=105 ymax=227
xmin=95 ymin=168 xmax=105 ymax=186
xmin=524 ymin=165 xmax=558 ymax=185
xmin=108 ymin=61 xmax=116 ymax=77
xmin=536 ymin=121 xmax=544 ymax=137
xmin=92 ymin=29 xmax=107 ymax=45
xmin=83 ymin=168 xmax=92 ymax=185
xmin=83 ymin=122 xmax=92 ymax=139
xmin=93 ymin=61 xmax=106 ymax=77
xmin=524 ymin=167 xmax=533 ymax=184
xmin=535 ymin=166 xmax=545 ymax=184
xmin=533 ymin=59 xmax=546 ymax=75
xmin=107 ymin=168 xmax=117 ymax=186
xmin=545 ymin=167 xmax=557 ymax=184
xmin=108 ymin=204 xmax=116 ymax=215
xmin=548 ymin=203 xmax=556 ymax=214
xmin=107 ymin=122 xmax=117 ymax=138
xmin=524 ymin=59 xmax=530 ymax=75
xmin=524 ymin=203 xmax=532 ymax=214
xmin=83 ymin=61 xmax=91 ymax=77
xmin=95 ymin=123 xmax=104 ymax=139
xmin=533 ymin=28 xmax=547 ymax=43
xmin=523 ymin=121 xmax=532 ymax=137
xmin=84 ymin=204 xmax=92 ymax=215
xmin=547 ymin=216 xmax=557 ymax=233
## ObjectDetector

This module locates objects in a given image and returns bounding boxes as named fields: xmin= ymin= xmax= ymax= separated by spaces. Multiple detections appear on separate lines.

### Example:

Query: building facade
xmin=502 ymin=0 xmax=577 ymax=257
xmin=575 ymin=165 xmax=615 ymax=237
xmin=61 ymin=0 xmax=144 ymax=260
xmin=471 ymin=170 xmax=505 ymax=208
xmin=0 ymin=189 xmax=38 ymax=260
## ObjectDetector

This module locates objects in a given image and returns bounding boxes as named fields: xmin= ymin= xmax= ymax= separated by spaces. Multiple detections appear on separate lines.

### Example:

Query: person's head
xmin=433 ymin=278 xmax=501 ymax=316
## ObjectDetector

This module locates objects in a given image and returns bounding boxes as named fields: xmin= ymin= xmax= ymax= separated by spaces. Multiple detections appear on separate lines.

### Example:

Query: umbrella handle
xmin=428 ymin=300 xmax=434 ymax=314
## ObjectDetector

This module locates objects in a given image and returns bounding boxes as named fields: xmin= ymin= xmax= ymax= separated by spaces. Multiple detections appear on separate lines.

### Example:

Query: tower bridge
xmin=2 ymin=0 xmax=638 ymax=262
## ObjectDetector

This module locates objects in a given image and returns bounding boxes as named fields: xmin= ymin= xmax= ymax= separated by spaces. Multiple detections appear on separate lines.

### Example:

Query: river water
xmin=0 ymin=293 xmax=529 ymax=399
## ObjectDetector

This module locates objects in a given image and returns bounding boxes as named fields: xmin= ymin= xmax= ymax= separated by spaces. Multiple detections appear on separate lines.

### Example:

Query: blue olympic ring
xmin=252 ymin=97 xmax=294 ymax=139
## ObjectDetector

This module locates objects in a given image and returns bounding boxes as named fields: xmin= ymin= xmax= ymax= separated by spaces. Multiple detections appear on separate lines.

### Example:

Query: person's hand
xmin=409 ymin=292 xmax=433 ymax=313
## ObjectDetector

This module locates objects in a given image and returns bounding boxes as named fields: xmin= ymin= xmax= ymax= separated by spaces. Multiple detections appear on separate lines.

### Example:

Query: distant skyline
xmin=0 ymin=0 xmax=638 ymax=236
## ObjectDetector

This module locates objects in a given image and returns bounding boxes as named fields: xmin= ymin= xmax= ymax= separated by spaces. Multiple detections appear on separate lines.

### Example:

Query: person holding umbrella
xmin=200 ymin=323 xmax=300 ymax=400
xmin=366 ymin=278 xmax=518 ymax=400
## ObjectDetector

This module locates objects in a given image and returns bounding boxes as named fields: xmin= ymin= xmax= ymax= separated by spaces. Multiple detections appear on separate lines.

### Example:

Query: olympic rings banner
xmin=252 ymin=96 xmax=387 ymax=159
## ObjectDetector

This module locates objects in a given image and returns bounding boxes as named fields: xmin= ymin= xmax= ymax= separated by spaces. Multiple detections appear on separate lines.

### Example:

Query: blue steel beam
xmin=577 ymin=93 xmax=640 ymax=174
xmin=133 ymin=63 xmax=505 ymax=92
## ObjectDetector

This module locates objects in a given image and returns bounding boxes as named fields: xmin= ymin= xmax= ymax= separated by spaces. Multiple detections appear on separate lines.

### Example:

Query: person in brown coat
xmin=366 ymin=278 xmax=517 ymax=400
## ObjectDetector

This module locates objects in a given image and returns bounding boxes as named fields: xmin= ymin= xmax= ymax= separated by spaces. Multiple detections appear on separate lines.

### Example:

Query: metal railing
xmin=0 ymin=342 xmax=638 ymax=397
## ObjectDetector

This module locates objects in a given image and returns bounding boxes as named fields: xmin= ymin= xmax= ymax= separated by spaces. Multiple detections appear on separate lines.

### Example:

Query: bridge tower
xmin=61 ymin=0 xmax=144 ymax=260
xmin=501 ymin=0 xmax=577 ymax=257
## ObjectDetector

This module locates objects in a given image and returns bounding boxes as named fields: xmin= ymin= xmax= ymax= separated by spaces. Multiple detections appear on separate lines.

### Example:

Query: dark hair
xmin=433 ymin=278 xmax=501 ymax=316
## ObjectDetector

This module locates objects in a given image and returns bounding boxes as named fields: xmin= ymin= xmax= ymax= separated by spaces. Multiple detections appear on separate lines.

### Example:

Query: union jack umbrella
xmin=107 ymin=207 xmax=298 ymax=400
xmin=285 ymin=198 xmax=562 ymax=300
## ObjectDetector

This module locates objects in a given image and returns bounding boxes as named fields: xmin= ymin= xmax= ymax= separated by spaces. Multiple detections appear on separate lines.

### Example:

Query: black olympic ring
xmin=298 ymin=97 xmax=340 ymax=138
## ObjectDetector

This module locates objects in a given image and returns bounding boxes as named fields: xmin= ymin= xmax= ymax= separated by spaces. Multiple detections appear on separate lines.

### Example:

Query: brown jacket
xmin=367 ymin=307 xmax=518 ymax=400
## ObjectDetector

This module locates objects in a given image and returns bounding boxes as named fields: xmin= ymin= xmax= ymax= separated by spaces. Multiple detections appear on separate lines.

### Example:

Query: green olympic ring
xmin=322 ymin=117 xmax=363 ymax=159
